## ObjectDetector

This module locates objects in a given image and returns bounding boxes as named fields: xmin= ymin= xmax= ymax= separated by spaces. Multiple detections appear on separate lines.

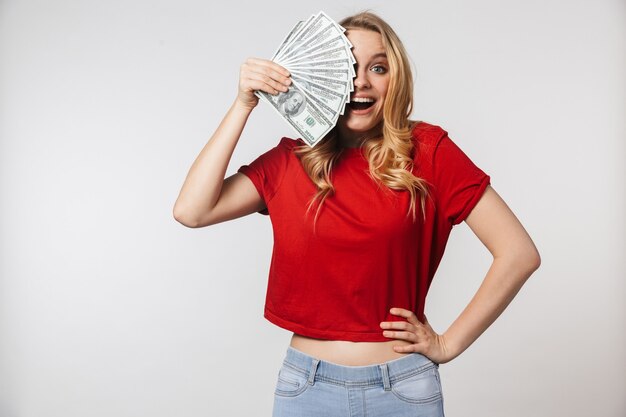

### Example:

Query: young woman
xmin=173 ymin=11 xmax=540 ymax=417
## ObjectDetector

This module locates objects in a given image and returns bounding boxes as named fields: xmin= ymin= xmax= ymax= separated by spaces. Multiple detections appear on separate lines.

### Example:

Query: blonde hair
xmin=294 ymin=11 xmax=430 ymax=224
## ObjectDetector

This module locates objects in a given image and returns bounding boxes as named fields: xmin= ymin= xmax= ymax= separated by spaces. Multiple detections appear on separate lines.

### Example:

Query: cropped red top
xmin=237 ymin=122 xmax=490 ymax=342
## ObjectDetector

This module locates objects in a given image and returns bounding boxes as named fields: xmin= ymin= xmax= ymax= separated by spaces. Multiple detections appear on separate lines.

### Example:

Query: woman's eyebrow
xmin=354 ymin=52 xmax=388 ymax=71
xmin=355 ymin=52 xmax=387 ymax=66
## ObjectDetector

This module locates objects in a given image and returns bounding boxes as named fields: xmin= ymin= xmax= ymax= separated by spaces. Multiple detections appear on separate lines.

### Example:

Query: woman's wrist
xmin=439 ymin=332 xmax=463 ymax=363
xmin=232 ymin=96 xmax=257 ymax=114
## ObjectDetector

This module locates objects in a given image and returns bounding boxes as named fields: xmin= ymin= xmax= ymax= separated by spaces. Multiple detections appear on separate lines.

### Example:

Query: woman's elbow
xmin=526 ymin=247 xmax=542 ymax=273
xmin=172 ymin=204 xmax=203 ymax=228
xmin=514 ymin=244 xmax=542 ymax=276
xmin=496 ymin=241 xmax=541 ymax=278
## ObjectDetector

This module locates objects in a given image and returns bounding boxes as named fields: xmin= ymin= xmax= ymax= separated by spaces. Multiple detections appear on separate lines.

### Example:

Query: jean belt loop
xmin=380 ymin=363 xmax=391 ymax=391
xmin=308 ymin=358 xmax=320 ymax=385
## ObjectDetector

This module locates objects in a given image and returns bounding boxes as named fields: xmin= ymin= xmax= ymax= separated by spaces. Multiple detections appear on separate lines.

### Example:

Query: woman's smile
xmin=348 ymin=96 xmax=377 ymax=114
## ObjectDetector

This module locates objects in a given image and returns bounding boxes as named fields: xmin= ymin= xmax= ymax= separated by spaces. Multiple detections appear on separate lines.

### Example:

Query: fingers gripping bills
xmin=255 ymin=11 xmax=356 ymax=147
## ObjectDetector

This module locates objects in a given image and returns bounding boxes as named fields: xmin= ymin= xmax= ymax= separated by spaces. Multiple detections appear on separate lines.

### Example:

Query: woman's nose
xmin=354 ymin=70 xmax=371 ymax=89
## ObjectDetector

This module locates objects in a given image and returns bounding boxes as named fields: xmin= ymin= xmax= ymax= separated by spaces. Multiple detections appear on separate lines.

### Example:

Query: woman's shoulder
xmin=277 ymin=136 xmax=307 ymax=151
xmin=253 ymin=137 xmax=306 ymax=162
xmin=410 ymin=120 xmax=450 ymax=164
xmin=411 ymin=120 xmax=448 ymax=146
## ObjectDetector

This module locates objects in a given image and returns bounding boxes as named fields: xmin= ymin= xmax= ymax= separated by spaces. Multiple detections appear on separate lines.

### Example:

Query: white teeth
xmin=352 ymin=97 xmax=374 ymax=103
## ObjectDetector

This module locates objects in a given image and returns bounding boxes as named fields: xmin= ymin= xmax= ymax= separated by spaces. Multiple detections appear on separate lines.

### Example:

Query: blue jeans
xmin=272 ymin=347 xmax=445 ymax=417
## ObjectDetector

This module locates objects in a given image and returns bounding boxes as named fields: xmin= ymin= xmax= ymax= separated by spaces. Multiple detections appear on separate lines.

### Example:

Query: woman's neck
xmin=338 ymin=136 xmax=366 ymax=148
xmin=337 ymin=126 xmax=382 ymax=149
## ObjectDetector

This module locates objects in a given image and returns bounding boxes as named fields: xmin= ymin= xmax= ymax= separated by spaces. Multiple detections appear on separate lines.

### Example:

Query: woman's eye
xmin=371 ymin=65 xmax=387 ymax=74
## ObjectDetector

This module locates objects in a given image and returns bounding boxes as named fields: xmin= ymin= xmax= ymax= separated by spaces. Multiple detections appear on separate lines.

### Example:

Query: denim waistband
xmin=282 ymin=346 xmax=438 ymax=389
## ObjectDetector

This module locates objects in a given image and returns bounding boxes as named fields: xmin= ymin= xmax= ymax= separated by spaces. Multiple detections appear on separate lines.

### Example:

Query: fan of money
xmin=255 ymin=11 xmax=356 ymax=147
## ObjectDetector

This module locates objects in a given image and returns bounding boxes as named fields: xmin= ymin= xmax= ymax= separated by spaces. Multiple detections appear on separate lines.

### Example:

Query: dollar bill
xmin=290 ymin=73 xmax=348 ymax=111
xmin=256 ymin=84 xmax=334 ymax=146
xmin=290 ymin=70 xmax=352 ymax=95
xmin=284 ymin=44 xmax=354 ymax=68
xmin=257 ymin=11 xmax=356 ymax=147
xmin=277 ymin=12 xmax=345 ymax=63
xmin=288 ymin=58 xmax=356 ymax=82
xmin=291 ymin=78 xmax=341 ymax=123
xmin=271 ymin=20 xmax=305 ymax=61
xmin=282 ymin=35 xmax=351 ymax=65
xmin=290 ymin=67 xmax=353 ymax=94
xmin=274 ymin=14 xmax=318 ymax=63
xmin=290 ymin=67 xmax=352 ymax=82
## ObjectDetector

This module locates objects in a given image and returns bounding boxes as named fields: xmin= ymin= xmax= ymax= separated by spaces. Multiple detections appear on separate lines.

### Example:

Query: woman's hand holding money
xmin=236 ymin=58 xmax=291 ymax=111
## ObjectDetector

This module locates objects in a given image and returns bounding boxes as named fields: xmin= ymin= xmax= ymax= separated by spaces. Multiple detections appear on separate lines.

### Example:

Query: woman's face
xmin=337 ymin=29 xmax=390 ymax=144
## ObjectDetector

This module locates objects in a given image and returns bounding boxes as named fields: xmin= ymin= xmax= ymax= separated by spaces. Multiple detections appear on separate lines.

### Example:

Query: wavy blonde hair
xmin=294 ymin=11 xmax=430 ymax=224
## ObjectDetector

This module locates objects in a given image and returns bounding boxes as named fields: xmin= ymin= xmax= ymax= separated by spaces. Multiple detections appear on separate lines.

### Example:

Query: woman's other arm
xmin=439 ymin=185 xmax=541 ymax=360
xmin=381 ymin=185 xmax=541 ymax=363
xmin=173 ymin=59 xmax=291 ymax=228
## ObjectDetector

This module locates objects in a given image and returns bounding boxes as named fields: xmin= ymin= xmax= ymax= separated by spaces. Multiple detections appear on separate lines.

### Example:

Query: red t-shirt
xmin=237 ymin=121 xmax=490 ymax=342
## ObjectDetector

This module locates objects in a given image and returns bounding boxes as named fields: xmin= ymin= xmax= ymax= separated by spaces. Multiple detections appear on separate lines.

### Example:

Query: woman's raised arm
xmin=173 ymin=59 xmax=291 ymax=228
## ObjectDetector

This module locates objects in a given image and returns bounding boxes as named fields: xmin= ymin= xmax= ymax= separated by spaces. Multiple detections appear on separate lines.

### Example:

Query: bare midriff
xmin=289 ymin=333 xmax=414 ymax=366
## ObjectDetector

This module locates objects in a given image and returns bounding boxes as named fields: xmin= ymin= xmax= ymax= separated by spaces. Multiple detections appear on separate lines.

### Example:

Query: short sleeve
xmin=432 ymin=132 xmax=491 ymax=225
xmin=237 ymin=137 xmax=298 ymax=215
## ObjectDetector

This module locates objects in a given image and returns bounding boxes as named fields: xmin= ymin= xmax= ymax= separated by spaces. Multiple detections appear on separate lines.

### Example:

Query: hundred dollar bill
xmin=281 ymin=34 xmax=353 ymax=66
xmin=290 ymin=70 xmax=352 ymax=96
xmin=277 ymin=12 xmax=345 ymax=63
xmin=274 ymin=14 xmax=319 ymax=63
xmin=290 ymin=73 xmax=349 ymax=113
xmin=271 ymin=20 xmax=305 ymax=61
xmin=289 ymin=57 xmax=355 ymax=72
xmin=290 ymin=71 xmax=351 ymax=114
xmin=290 ymin=66 xmax=354 ymax=93
xmin=256 ymin=84 xmax=334 ymax=146
xmin=291 ymin=78 xmax=341 ymax=123
xmin=283 ymin=44 xmax=354 ymax=68
xmin=289 ymin=67 xmax=352 ymax=82
xmin=256 ymin=11 xmax=356 ymax=147
xmin=275 ymin=12 xmax=329 ymax=63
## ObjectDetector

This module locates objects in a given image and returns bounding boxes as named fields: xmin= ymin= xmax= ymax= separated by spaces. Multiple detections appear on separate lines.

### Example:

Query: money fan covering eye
xmin=255 ymin=10 xmax=357 ymax=147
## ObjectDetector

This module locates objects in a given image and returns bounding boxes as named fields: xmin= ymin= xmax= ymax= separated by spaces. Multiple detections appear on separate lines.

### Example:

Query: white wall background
xmin=1 ymin=0 xmax=624 ymax=416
